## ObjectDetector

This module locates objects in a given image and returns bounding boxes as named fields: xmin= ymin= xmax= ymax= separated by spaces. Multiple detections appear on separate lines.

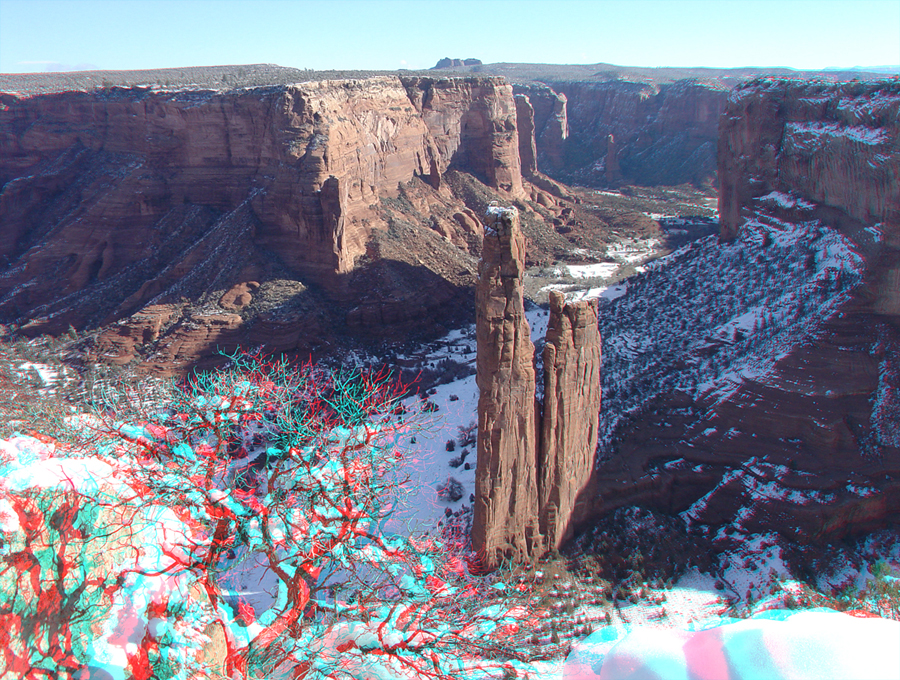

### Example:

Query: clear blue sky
xmin=1 ymin=0 xmax=898 ymax=73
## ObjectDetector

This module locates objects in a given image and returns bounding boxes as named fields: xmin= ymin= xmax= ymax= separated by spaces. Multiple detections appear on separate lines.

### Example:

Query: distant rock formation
xmin=604 ymin=133 xmax=621 ymax=184
xmin=514 ymin=94 xmax=537 ymax=176
xmin=432 ymin=58 xmax=483 ymax=69
xmin=513 ymin=85 xmax=568 ymax=174
xmin=513 ymin=79 xmax=725 ymax=187
xmin=473 ymin=207 xmax=601 ymax=570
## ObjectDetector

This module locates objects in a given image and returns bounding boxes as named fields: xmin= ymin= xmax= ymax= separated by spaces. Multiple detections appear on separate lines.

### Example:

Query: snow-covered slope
xmin=597 ymin=215 xmax=862 ymax=452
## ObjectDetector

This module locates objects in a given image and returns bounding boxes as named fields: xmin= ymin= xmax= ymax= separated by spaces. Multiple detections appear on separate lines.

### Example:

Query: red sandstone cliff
xmin=718 ymin=78 xmax=900 ymax=241
xmin=512 ymin=84 xmax=568 ymax=174
xmin=0 ymin=77 xmax=523 ymax=369
xmin=403 ymin=77 xmax=523 ymax=198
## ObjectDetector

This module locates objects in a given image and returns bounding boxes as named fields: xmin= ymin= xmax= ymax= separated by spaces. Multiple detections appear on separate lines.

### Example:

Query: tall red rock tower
xmin=473 ymin=207 xmax=602 ymax=570
xmin=472 ymin=206 xmax=542 ymax=568
xmin=539 ymin=290 xmax=601 ymax=549
xmin=514 ymin=94 xmax=538 ymax=177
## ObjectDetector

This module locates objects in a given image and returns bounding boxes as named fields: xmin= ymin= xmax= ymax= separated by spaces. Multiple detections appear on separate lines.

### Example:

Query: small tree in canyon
xmin=0 ymin=350 xmax=532 ymax=680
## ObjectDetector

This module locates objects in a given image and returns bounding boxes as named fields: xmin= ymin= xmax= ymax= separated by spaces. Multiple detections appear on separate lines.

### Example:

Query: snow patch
xmin=786 ymin=121 xmax=890 ymax=146
xmin=566 ymin=262 xmax=619 ymax=280
xmin=757 ymin=191 xmax=815 ymax=211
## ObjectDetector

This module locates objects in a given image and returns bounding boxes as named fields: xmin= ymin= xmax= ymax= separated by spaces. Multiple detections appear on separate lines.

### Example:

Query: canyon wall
xmin=713 ymin=77 xmax=900 ymax=490
xmin=403 ymin=77 xmax=523 ymax=197
xmin=473 ymin=208 xmax=601 ymax=570
xmin=0 ymin=76 xmax=522 ymax=368
xmin=569 ymin=78 xmax=900 ymax=547
xmin=514 ymin=80 xmax=728 ymax=187
xmin=718 ymin=78 xmax=900 ymax=241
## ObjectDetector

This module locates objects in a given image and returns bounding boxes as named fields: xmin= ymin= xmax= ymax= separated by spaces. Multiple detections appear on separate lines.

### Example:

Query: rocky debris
xmin=473 ymin=207 xmax=601 ymax=570
xmin=539 ymin=290 xmax=601 ymax=549
xmin=219 ymin=281 xmax=260 ymax=310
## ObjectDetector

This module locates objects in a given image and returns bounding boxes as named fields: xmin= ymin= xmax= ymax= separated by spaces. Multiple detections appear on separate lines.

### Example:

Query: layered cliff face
xmin=569 ymin=78 xmax=900 ymax=547
xmin=0 ymin=76 xmax=522 ymax=368
xmin=404 ymin=77 xmax=524 ymax=197
xmin=514 ymin=79 xmax=727 ymax=187
xmin=473 ymin=208 xmax=601 ymax=570
xmin=718 ymin=78 xmax=900 ymax=241
xmin=513 ymin=84 xmax=568 ymax=175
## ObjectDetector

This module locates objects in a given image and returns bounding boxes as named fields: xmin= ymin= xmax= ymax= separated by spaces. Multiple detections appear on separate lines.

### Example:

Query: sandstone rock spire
xmin=514 ymin=94 xmax=538 ymax=177
xmin=473 ymin=207 xmax=601 ymax=570
xmin=539 ymin=290 xmax=601 ymax=549
xmin=472 ymin=206 xmax=541 ymax=569
xmin=605 ymin=133 xmax=621 ymax=185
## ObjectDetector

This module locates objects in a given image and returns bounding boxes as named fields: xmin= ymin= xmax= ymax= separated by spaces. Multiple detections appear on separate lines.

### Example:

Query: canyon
xmin=434 ymin=60 xmax=886 ymax=190
xmin=3 ymin=55 xmax=900 ymax=680
xmin=513 ymin=79 xmax=728 ymax=188
xmin=1 ymin=67 xmax=899 ymax=559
